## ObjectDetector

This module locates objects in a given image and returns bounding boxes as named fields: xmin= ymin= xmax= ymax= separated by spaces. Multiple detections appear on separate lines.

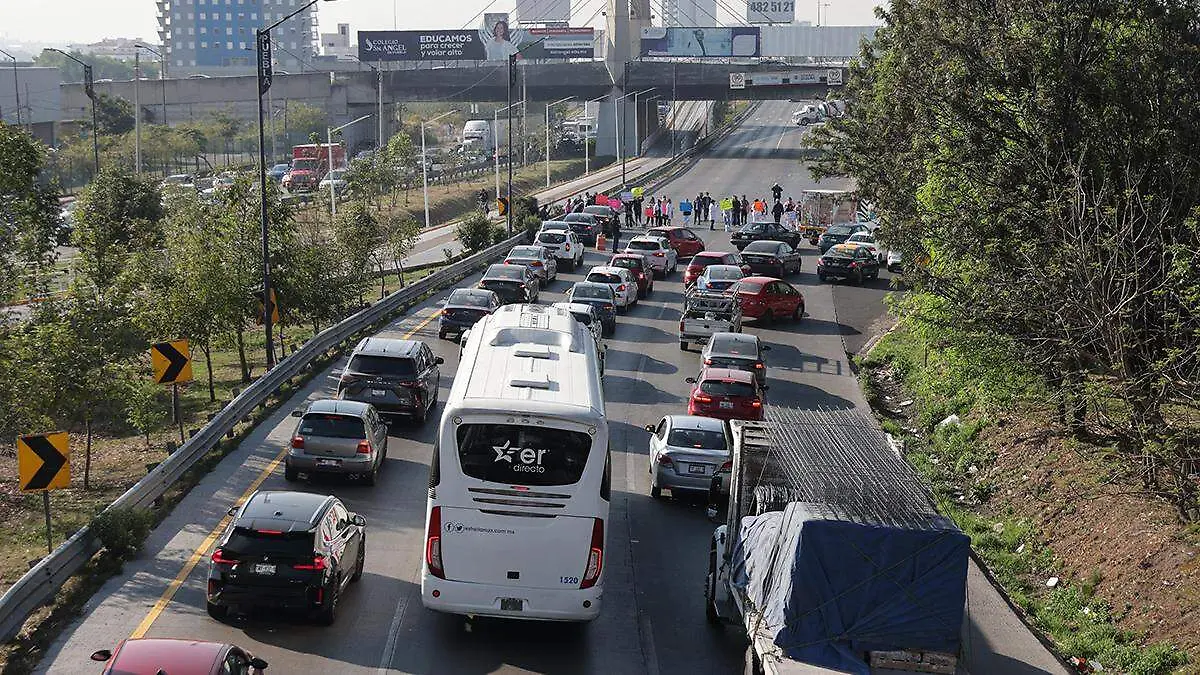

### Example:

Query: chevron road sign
xmin=17 ymin=432 xmax=70 ymax=493
xmin=150 ymin=339 xmax=193 ymax=385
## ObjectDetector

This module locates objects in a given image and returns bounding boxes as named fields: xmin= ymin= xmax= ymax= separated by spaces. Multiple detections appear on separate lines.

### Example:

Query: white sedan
xmin=318 ymin=169 xmax=349 ymax=196
xmin=585 ymin=266 xmax=639 ymax=310
xmin=846 ymin=231 xmax=885 ymax=264
xmin=624 ymin=236 xmax=678 ymax=278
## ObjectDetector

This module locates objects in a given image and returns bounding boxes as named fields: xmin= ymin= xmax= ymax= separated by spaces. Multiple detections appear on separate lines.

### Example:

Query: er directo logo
xmin=492 ymin=441 xmax=549 ymax=473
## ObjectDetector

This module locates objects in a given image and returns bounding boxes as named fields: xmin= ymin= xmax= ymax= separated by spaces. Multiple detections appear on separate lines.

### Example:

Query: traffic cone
xmin=596 ymin=233 xmax=607 ymax=252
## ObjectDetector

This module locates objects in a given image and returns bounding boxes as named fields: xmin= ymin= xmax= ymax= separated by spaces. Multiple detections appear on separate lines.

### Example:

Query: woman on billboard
xmin=483 ymin=19 xmax=521 ymax=60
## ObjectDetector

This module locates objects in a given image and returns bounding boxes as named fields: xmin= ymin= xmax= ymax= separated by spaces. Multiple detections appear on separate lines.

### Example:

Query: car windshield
xmin=488 ymin=266 xmax=525 ymax=280
xmin=347 ymin=355 xmax=417 ymax=378
xmin=571 ymin=285 xmax=613 ymax=300
xmin=628 ymin=240 xmax=658 ymax=251
xmin=699 ymin=380 xmax=757 ymax=398
xmin=456 ymin=423 xmax=593 ymax=486
xmin=587 ymin=272 xmax=622 ymax=284
xmin=299 ymin=413 xmax=366 ymax=439
xmin=271 ymin=164 xmax=289 ymax=172
xmin=448 ymin=291 xmax=492 ymax=308
xmin=510 ymin=247 xmax=541 ymax=258
xmin=828 ymin=225 xmax=857 ymax=235
xmin=737 ymin=281 xmax=765 ymax=294
xmin=538 ymin=232 xmax=567 ymax=244
xmin=667 ymin=427 xmax=728 ymax=450
xmin=707 ymin=267 xmax=743 ymax=280
xmin=743 ymin=241 xmax=780 ymax=253
xmin=740 ymin=224 xmax=767 ymax=233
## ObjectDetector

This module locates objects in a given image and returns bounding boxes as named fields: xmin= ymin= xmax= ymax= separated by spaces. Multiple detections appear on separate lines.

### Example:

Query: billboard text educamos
xmin=639 ymin=27 xmax=761 ymax=58
xmin=359 ymin=27 xmax=594 ymax=62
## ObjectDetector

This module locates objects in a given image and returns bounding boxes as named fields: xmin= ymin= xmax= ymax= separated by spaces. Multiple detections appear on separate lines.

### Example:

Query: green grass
xmin=864 ymin=319 xmax=1192 ymax=674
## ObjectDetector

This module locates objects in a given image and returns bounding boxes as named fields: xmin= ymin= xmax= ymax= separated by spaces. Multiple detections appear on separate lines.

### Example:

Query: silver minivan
xmin=285 ymin=399 xmax=389 ymax=485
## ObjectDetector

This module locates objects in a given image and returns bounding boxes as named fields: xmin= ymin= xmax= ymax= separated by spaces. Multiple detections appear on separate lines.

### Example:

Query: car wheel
xmin=565 ymin=257 xmax=575 ymax=272
xmin=706 ymin=547 xmax=722 ymax=626
xmin=763 ymin=309 xmax=774 ymax=324
xmin=818 ymin=272 xmax=827 ymax=282
xmin=437 ymin=329 xmax=447 ymax=340
xmin=363 ymin=463 xmax=378 ymax=486
xmin=316 ymin=579 xmax=340 ymax=625
xmin=206 ymin=601 xmax=228 ymax=621
xmin=284 ymin=463 xmax=298 ymax=482
xmin=650 ymin=484 xmax=663 ymax=499
xmin=793 ymin=303 xmax=803 ymax=321
xmin=351 ymin=537 xmax=366 ymax=582
xmin=680 ymin=340 xmax=688 ymax=351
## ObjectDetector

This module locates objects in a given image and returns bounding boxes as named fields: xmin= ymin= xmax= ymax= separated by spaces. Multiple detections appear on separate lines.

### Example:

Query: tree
xmin=456 ymin=212 xmax=495 ymax=253
xmin=72 ymin=166 xmax=165 ymax=291
xmin=124 ymin=379 xmax=164 ymax=449
xmin=385 ymin=132 xmax=417 ymax=203
xmin=93 ymin=93 xmax=135 ymax=135
xmin=285 ymin=102 xmax=328 ymax=146
xmin=332 ymin=200 xmax=385 ymax=303
xmin=0 ymin=123 xmax=63 ymax=304
xmin=380 ymin=214 xmax=421 ymax=290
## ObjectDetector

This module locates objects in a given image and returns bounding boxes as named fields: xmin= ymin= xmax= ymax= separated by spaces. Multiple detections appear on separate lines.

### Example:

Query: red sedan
xmin=91 ymin=638 xmax=268 ymax=674
xmin=683 ymin=251 xmax=748 ymax=287
xmin=736 ymin=276 xmax=805 ymax=322
xmin=609 ymin=252 xmax=655 ymax=296
xmin=686 ymin=368 xmax=767 ymax=421
xmin=646 ymin=226 xmax=706 ymax=258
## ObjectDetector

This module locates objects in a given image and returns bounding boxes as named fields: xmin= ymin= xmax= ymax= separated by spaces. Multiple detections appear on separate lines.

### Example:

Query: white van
xmin=422 ymin=304 xmax=609 ymax=622
xmin=461 ymin=119 xmax=494 ymax=152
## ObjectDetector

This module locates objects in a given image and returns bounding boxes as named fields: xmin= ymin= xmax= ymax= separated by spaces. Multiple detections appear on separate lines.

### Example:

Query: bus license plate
xmin=688 ymin=464 xmax=707 ymax=475
xmin=501 ymin=598 xmax=524 ymax=612
xmin=719 ymin=401 xmax=734 ymax=409
xmin=254 ymin=563 xmax=276 ymax=575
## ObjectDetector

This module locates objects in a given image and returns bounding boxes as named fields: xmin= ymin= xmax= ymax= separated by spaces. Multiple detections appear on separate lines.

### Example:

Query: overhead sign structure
xmin=359 ymin=26 xmax=594 ymax=62
xmin=827 ymin=68 xmax=844 ymax=86
xmin=150 ymin=339 xmax=194 ymax=385
xmin=639 ymin=27 xmax=762 ymax=58
xmin=740 ymin=71 xmax=841 ymax=87
xmin=18 ymin=432 xmax=70 ymax=492
xmin=746 ymin=0 xmax=796 ymax=24
xmin=730 ymin=73 xmax=746 ymax=90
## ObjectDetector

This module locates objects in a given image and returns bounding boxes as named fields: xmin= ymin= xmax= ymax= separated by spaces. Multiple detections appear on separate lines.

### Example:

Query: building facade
xmin=320 ymin=23 xmax=354 ymax=59
xmin=156 ymin=0 xmax=319 ymax=76
xmin=0 ymin=65 xmax=62 ymax=145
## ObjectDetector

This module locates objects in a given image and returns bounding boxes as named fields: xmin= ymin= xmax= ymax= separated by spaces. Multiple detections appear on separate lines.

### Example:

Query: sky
xmin=0 ymin=0 xmax=884 ymax=47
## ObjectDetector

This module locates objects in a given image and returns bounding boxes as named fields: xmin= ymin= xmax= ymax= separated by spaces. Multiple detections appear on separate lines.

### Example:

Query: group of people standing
xmin=722 ymin=183 xmax=800 ymax=230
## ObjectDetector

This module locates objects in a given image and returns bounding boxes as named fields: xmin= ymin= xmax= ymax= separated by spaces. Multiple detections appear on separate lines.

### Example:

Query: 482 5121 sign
xmin=746 ymin=0 xmax=795 ymax=23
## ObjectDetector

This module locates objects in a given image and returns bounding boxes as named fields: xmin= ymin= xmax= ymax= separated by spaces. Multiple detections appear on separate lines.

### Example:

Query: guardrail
xmin=0 ymin=113 xmax=744 ymax=642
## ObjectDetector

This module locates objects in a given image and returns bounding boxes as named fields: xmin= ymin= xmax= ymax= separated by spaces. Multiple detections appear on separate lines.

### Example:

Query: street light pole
xmin=0 ymin=49 xmax=20 ymax=127
xmin=422 ymin=109 xmax=457 ymax=230
xmin=47 ymin=49 xmax=98 ymax=175
xmin=136 ymin=44 xmax=167 ymax=129
xmin=505 ymin=38 xmax=546 ymax=235
xmin=134 ymin=51 xmax=141 ymax=173
xmin=255 ymin=0 xmax=334 ymax=369
xmin=545 ymin=96 xmax=573 ymax=187
xmin=327 ymin=113 xmax=373 ymax=218
xmin=632 ymin=88 xmax=653 ymax=161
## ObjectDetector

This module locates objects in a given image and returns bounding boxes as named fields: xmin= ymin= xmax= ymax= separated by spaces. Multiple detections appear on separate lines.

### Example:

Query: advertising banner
xmin=359 ymin=22 xmax=594 ymax=62
xmin=746 ymin=0 xmax=795 ymax=24
xmin=639 ymin=27 xmax=761 ymax=58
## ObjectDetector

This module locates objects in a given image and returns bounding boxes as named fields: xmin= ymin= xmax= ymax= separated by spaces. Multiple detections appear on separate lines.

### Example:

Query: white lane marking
xmin=375 ymin=578 xmax=413 ymax=674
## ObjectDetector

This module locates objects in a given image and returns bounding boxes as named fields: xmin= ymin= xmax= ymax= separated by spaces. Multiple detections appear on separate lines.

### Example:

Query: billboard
xmin=746 ymin=0 xmax=795 ymax=24
xmin=359 ymin=25 xmax=594 ymax=62
xmin=639 ymin=27 xmax=761 ymax=58
xmin=515 ymin=0 xmax=571 ymax=23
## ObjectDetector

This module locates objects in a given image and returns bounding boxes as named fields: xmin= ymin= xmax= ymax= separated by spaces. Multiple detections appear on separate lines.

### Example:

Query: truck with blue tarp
xmin=704 ymin=408 xmax=970 ymax=675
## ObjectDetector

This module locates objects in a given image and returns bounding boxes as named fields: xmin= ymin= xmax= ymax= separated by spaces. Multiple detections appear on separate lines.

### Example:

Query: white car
xmin=318 ymin=169 xmax=349 ymax=195
xmin=624 ymin=236 xmax=678 ymax=278
xmin=846 ymin=231 xmax=885 ymax=263
xmin=504 ymin=245 xmax=559 ymax=283
xmin=585 ymin=266 xmax=638 ymax=311
xmin=533 ymin=229 xmax=585 ymax=271
xmin=792 ymin=104 xmax=823 ymax=126
xmin=887 ymin=249 xmax=902 ymax=272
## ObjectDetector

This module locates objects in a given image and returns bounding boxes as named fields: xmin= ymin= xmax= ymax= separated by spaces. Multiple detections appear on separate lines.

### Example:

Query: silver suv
xmin=285 ymin=399 xmax=389 ymax=485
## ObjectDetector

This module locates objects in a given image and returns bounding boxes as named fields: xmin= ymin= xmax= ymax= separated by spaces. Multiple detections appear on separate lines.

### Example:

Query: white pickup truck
xmin=679 ymin=287 xmax=742 ymax=351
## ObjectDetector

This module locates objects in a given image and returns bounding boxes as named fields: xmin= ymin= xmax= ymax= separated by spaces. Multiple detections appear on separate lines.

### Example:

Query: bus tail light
xmin=580 ymin=518 xmax=604 ymax=589
xmin=426 ymin=506 xmax=445 ymax=578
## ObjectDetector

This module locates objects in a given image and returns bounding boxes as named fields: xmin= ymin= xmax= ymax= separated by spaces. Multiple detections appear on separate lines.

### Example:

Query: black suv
xmin=730 ymin=221 xmax=803 ymax=250
xmin=337 ymin=337 xmax=443 ymax=422
xmin=207 ymin=491 xmax=366 ymax=625
xmin=816 ymin=223 xmax=869 ymax=253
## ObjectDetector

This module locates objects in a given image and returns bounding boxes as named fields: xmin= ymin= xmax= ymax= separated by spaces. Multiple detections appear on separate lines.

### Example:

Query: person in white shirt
xmin=484 ymin=20 xmax=520 ymax=61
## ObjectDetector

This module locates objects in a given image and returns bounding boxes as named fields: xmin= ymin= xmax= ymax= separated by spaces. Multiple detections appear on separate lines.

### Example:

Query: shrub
xmin=91 ymin=506 xmax=156 ymax=560
xmin=455 ymin=212 xmax=494 ymax=253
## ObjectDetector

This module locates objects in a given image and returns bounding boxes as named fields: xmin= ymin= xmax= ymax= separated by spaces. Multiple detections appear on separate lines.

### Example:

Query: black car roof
xmin=743 ymin=240 xmax=786 ymax=251
xmin=237 ymin=491 xmax=333 ymax=531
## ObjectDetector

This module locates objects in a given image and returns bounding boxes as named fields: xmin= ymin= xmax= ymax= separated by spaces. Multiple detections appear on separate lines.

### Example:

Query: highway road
xmin=36 ymin=101 xmax=1066 ymax=674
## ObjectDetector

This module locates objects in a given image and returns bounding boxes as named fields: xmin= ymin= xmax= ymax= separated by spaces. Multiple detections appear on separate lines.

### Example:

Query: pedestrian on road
xmin=680 ymin=198 xmax=693 ymax=225
xmin=771 ymin=183 xmax=783 ymax=202
xmin=611 ymin=217 xmax=623 ymax=253
xmin=666 ymin=197 xmax=674 ymax=224
xmin=723 ymin=199 xmax=732 ymax=231
xmin=740 ymin=196 xmax=750 ymax=225
xmin=772 ymin=200 xmax=785 ymax=224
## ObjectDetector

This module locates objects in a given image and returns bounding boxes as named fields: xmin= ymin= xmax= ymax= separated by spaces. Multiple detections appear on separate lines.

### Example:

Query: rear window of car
xmin=699 ymin=380 xmax=757 ymax=398
xmin=571 ymin=285 xmax=613 ymax=300
xmin=541 ymin=221 xmax=570 ymax=230
xmin=583 ymin=207 xmax=610 ymax=216
xmin=628 ymin=240 xmax=657 ymax=251
xmin=828 ymin=225 xmax=857 ymax=235
xmin=740 ymin=224 xmax=767 ymax=233
xmin=667 ymin=427 xmax=728 ymax=449
xmin=224 ymin=529 xmax=313 ymax=559
xmin=448 ymin=290 xmax=492 ymax=308
xmin=824 ymin=247 xmax=856 ymax=259
xmin=743 ymin=241 xmax=780 ymax=253
xmin=510 ymin=247 xmax=541 ymax=257
xmin=299 ymin=413 xmax=366 ymax=439
xmin=690 ymin=255 xmax=721 ymax=267
xmin=456 ymin=423 xmax=593 ymax=486
xmin=587 ymin=272 xmax=622 ymax=284
xmin=563 ymin=214 xmax=593 ymax=223
xmin=610 ymin=257 xmax=641 ymax=270
xmin=488 ymin=265 xmax=525 ymax=280
xmin=708 ymin=267 xmax=743 ymax=280
xmin=737 ymin=281 xmax=764 ymax=294
xmin=538 ymin=232 xmax=567 ymax=244
xmin=348 ymin=354 xmax=418 ymax=379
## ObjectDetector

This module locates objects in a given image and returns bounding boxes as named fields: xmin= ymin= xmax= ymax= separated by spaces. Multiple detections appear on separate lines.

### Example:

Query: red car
xmin=736 ymin=276 xmax=805 ymax=322
xmin=646 ymin=226 xmax=706 ymax=258
xmin=683 ymin=251 xmax=749 ymax=287
xmin=609 ymin=253 xmax=655 ymax=296
xmin=91 ymin=638 xmax=268 ymax=674
xmin=685 ymin=367 xmax=767 ymax=421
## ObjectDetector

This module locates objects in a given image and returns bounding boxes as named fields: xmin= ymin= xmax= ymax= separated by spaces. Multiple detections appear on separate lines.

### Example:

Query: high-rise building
xmin=320 ymin=23 xmax=353 ymax=59
xmin=156 ymin=0 xmax=319 ymax=76
xmin=662 ymin=0 xmax=718 ymax=27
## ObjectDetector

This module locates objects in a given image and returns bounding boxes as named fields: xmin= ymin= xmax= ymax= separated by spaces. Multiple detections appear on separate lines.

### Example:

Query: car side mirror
xmin=90 ymin=650 xmax=112 ymax=662
xmin=644 ymin=424 xmax=656 ymax=433
xmin=434 ymin=356 xmax=445 ymax=365
xmin=351 ymin=514 xmax=367 ymax=527
xmin=290 ymin=408 xmax=304 ymax=417
xmin=227 ymin=505 xmax=239 ymax=517
xmin=685 ymin=377 xmax=697 ymax=384
xmin=249 ymin=656 xmax=270 ymax=670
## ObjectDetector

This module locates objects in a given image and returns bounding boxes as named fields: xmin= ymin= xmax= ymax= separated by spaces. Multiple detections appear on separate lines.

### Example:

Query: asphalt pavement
xmin=35 ymin=101 xmax=1066 ymax=675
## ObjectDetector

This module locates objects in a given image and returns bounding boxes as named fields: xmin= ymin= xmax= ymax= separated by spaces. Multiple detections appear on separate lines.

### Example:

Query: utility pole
xmin=134 ymin=51 xmax=141 ymax=173
xmin=47 ymin=49 xmax=98 ymax=175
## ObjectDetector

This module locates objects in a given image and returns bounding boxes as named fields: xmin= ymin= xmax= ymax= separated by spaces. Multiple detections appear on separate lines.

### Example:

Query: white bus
xmin=422 ymin=304 xmax=609 ymax=621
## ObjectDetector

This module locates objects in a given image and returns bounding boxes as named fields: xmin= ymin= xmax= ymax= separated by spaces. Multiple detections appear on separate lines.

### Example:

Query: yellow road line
xmin=130 ymin=309 xmax=442 ymax=638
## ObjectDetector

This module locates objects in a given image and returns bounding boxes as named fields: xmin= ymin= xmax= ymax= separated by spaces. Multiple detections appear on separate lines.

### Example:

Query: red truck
xmin=282 ymin=143 xmax=346 ymax=193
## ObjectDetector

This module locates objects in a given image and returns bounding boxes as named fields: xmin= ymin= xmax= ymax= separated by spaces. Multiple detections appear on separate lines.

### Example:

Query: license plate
xmin=719 ymin=401 xmax=734 ymax=409
xmin=688 ymin=464 xmax=707 ymax=475
xmin=254 ymin=563 xmax=276 ymax=575
xmin=371 ymin=389 xmax=386 ymax=397
xmin=316 ymin=458 xmax=340 ymax=467
xmin=500 ymin=598 xmax=524 ymax=611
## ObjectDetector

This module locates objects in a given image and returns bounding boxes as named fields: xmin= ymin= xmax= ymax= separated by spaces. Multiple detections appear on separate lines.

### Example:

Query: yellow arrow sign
xmin=18 ymin=431 xmax=70 ymax=492
xmin=496 ymin=197 xmax=509 ymax=216
xmin=150 ymin=339 xmax=193 ymax=385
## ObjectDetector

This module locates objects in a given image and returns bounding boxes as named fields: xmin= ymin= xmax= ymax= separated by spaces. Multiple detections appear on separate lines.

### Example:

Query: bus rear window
xmin=456 ymin=424 xmax=592 ymax=486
